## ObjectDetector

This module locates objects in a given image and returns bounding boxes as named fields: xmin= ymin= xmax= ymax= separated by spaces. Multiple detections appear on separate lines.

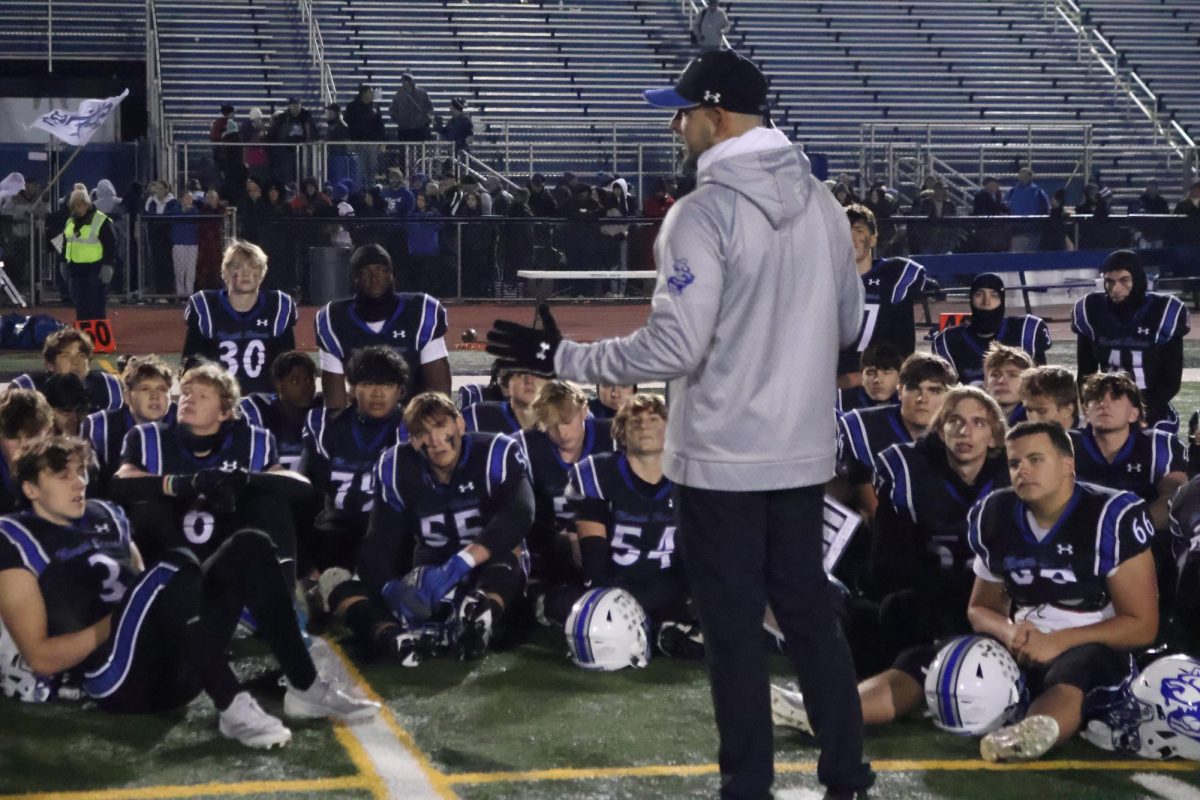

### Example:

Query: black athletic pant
xmin=87 ymin=531 xmax=316 ymax=713
xmin=676 ymin=484 xmax=873 ymax=799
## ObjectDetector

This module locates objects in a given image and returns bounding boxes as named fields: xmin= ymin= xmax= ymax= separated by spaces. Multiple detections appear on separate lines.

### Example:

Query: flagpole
xmin=34 ymin=142 xmax=89 ymax=210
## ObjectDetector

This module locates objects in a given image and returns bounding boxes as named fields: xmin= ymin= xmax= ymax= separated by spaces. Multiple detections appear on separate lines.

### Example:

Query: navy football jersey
xmin=837 ymin=404 xmax=915 ymax=484
xmin=11 ymin=369 xmax=122 ymax=414
xmin=314 ymin=293 xmax=448 ymax=396
xmin=587 ymin=397 xmax=617 ymax=421
xmin=1072 ymin=291 xmax=1189 ymax=428
xmin=1069 ymin=425 xmax=1185 ymax=506
xmin=82 ymin=404 xmax=178 ymax=492
xmin=463 ymin=400 xmax=523 ymax=435
xmin=240 ymin=393 xmax=315 ymax=472
xmin=183 ymin=289 xmax=298 ymax=395
xmin=371 ymin=432 xmax=530 ymax=568
xmin=566 ymin=451 xmax=680 ymax=587
xmin=1007 ymin=404 xmax=1028 ymax=426
xmin=457 ymin=382 xmax=503 ymax=409
xmin=930 ymin=314 xmax=1052 ymax=385
xmin=872 ymin=434 xmax=1010 ymax=592
xmin=0 ymin=455 xmax=21 ymax=516
xmin=837 ymin=257 xmax=930 ymax=376
xmin=119 ymin=420 xmax=278 ymax=559
xmin=515 ymin=419 xmax=615 ymax=548
xmin=836 ymin=386 xmax=899 ymax=415
xmin=968 ymin=482 xmax=1154 ymax=631
xmin=300 ymin=404 xmax=404 ymax=532
xmin=0 ymin=501 xmax=135 ymax=640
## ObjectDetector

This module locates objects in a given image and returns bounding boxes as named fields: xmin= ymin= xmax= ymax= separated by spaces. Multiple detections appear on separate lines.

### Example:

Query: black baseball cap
xmin=644 ymin=50 xmax=768 ymax=115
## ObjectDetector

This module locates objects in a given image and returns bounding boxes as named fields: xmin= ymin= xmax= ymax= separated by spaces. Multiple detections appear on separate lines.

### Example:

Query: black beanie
xmin=969 ymin=272 xmax=1006 ymax=336
xmin=350 ymin=243 xmax=392 ymax=274
xmin=1101 ymin=249 xmax=1147 ymax=319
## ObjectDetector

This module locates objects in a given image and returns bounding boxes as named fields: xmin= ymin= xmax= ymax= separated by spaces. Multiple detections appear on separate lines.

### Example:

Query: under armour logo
xmin=1128 ymin=463 xmax=1143 ymax=473
xmin=867 ymin=278 xmax=881 ymax=286
xmin=703 ymin=90 xmax=721 ymax=103
xmin=1138 ymin=327 xmax=1150 ymax=336
xmin=536 ymin=342 xmax=551 ymax=361
xmin=392 ymin=330 xmax=407 ymax=340
xmin=220 ymin=461 xmax=240 ymax=472
xmin=256 ymin=319 xmax=269 ymax=328
xmin=1056 ymin=543 xmax=1074 ymax=555
xmin=458 ymin=482 xmax=475 ymax=493
xmin=668 ymin=498 xmax=674 ymax=509
xmin=94 ymin=523 xmax=110 ymax=533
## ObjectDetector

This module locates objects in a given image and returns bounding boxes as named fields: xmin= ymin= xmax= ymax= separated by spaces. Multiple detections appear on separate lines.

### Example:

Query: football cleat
xmin=218 ymin=692 xmax=293 ymax=749
xmin=457 ymin=590 xmax=494 ymax=660
xmin=656 ymin=621 xmax=705 ymax=659
xmin=284 ymin=676 xmax=380 ymax=723
xmin=392 ymin=632 xmax=426 ymax=668
xmin=770 ymin=684 xmax=814 ymax=735
xmin=980 ymin=714 xmax=1060 ymax=762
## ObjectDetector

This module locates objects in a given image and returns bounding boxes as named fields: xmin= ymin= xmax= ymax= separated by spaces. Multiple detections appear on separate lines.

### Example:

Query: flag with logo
xmin=27 ymin=89 xmax=129 ymax=147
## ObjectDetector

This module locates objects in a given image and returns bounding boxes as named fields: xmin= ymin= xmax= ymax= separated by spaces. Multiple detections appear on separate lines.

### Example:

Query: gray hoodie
xmin=555 ymin=128 xmax=863 ymax=490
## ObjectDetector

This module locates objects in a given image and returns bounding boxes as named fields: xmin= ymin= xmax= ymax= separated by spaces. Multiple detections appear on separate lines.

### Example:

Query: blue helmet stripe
xmin=573 ymin=589 xmax=607 ymax=665
xmin=938 ymin=636 xmax=975 ymax=729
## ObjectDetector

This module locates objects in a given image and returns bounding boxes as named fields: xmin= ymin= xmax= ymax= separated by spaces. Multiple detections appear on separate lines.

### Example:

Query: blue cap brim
xmin=643 ymin=87 xmax=698 ymax=109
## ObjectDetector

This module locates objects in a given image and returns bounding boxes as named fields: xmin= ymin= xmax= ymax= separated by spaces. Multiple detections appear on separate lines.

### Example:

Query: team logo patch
xmin=703 ymin=90 xmax=721 ymax=104
xmin=667 ymin=258 xmax=695 ymax=297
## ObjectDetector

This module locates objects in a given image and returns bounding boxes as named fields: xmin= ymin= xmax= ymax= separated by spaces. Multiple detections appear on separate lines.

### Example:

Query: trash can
xmin=308 ymin=246 xmax=351 ymax=306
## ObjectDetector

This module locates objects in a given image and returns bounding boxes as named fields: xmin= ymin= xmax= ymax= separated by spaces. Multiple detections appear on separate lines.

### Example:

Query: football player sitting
xmin=543 ymin=394 xmax=700 ymax=659
xmin=0 ymin=390 xmax=54 ymax=514
xmin=1018 ymin=366 xmax=1079 ymax=429
xmin=12 ymin=328 xmax=122 ymax=415
xmin=299 ymin=346 xmax=407 ymax=575
xmin=322 ymin=392 xmax=533 ymax=663
xmin=836 ymin=342 xmax=902 ymax=415
xmin=982 ymin=342 xmax=1033 ymax=426
xmin=463 ymin=369 xmax=545 ymax=434
xmin=0 ymin=436 xmax=377 ymax=747
xmin=588 ymin=382 xmax=636 ymax=421
xmin=82 ymin=356 xmax=175 ymax=497
xmin=240 ymin=351 xmax=320 ymax=473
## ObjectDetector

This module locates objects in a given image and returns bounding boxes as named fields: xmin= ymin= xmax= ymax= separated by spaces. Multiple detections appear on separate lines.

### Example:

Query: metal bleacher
xmin=1078 ymin=0 xmax=1200 ymax=134
xmin=156 ymin=0 xmax=320 ymax=143
xmin=0 ymin=1 xmax=143 ymax=62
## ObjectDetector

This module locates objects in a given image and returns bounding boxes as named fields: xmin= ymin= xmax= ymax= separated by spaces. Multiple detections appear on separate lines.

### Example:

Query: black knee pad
xmin=328 ymin=577 xmax=370 ymax=611
xmin=476 ymin=552 xmax=525 ymax=608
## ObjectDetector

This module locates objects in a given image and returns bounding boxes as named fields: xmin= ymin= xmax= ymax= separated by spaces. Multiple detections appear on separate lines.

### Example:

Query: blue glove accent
xmin=415 ymin=554 xmax=473 ymax=610
xmin=382 ymin=578 xmax=422 ymax=623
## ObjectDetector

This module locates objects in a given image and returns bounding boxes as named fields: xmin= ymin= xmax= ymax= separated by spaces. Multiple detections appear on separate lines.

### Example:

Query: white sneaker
xmin=980 ymin=715 xmax=1060 ymax=762
xmin=770 ymin=684 xmax=813 ymax=735
xmin=218 ymin=692 xmax=292 ymax=749
xmin=284 ymin=676 xmax=380 ymax=723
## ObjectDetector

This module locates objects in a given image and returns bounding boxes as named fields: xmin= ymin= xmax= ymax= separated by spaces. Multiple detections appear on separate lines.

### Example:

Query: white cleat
xmin=284 ymin=676 xmax=380 ymax=723
xmin=218 ymin=692 xmax=293 ymax=749
xmin=770 ymin=684 xmax=814 ymax=735
xmin=980 ymin=715 xmax=1060 ymax=762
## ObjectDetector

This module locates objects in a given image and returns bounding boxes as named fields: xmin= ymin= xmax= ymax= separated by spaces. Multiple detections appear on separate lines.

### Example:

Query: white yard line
xmin=311 ymin=638 xmax=452 ymax=800
xmin=1133 ymin=773 xmax=1200 ymax=800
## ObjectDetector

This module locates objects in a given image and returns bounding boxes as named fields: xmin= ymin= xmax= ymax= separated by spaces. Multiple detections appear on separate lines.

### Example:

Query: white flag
xmin=0 ymin=173 xmax=25 ymax=202
xmin=27 ymin=89 xmax=129 ymax=147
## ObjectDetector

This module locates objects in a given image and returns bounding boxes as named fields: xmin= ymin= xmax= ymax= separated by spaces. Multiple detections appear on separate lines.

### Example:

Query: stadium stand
xmin=0 ymin=0 xmax=143 ymax=61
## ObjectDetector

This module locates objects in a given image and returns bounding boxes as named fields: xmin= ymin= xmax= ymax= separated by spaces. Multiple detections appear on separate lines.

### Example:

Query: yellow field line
xmin=322 ymin=640 xmax=458 ymax=799
xmin=0 ymin=775 xmax=370 ymax=800
xmin=442 ymin=757 xmax=1200 ymax=786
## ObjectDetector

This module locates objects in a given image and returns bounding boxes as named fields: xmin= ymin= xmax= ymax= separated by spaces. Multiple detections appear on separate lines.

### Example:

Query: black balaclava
xmin=1102 ymin=249 xmax=1147 ymax=323
xmin=969 ymin=272 xmax=1006 ymax=336
xmin=349 ymin=243 xmax=400 ymax=322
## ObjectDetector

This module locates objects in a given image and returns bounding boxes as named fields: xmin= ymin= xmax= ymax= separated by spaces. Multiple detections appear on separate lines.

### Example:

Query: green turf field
xmin=3 ymin=627 xmax=1200 ymax=799
xmin=3 ymin=338 xmax=1200 ymax=799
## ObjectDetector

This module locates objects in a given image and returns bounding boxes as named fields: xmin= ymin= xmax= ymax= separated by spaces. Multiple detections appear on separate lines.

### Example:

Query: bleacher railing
xmin=147 ymin=0 xmax=166 ymax=181
xmin=298 ymin=0 xmax=336 ymax=107
xmin=1046 ymin=0 xmax=1196 ymax=156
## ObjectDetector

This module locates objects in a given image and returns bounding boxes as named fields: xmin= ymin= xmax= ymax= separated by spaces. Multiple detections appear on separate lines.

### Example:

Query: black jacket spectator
xmin=344 ymin=86 xmax=386 ymax=142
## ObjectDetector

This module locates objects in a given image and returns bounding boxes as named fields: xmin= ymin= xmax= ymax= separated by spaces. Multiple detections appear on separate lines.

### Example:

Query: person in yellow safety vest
xmin=63 ymin=182 xmax=118 ymax=322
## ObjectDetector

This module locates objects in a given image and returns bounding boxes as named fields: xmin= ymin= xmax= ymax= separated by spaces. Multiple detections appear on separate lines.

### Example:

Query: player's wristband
xmin=455 ymin=549 xmax=478 ymax=570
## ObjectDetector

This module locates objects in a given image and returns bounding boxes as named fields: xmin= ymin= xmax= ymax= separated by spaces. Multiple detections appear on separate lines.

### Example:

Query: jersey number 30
xmin=219 ymin=339 xmax=267 ymax=378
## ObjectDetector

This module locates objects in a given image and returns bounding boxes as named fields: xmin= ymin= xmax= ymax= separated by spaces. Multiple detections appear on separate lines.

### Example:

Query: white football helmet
xmin=1129 ymin=655 xmax=1200 ymax=760
xmin=0 ymin=622 xmax=52 ymax=703
xmin=565 ymin=588 xmax=651 ymax=671
xmin=925 ymin=635 xmax=1024 ymax=735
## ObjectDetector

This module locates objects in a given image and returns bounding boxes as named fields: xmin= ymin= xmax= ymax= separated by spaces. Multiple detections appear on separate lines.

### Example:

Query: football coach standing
xmin=487 ymin=51 xmax=873 ymax=800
